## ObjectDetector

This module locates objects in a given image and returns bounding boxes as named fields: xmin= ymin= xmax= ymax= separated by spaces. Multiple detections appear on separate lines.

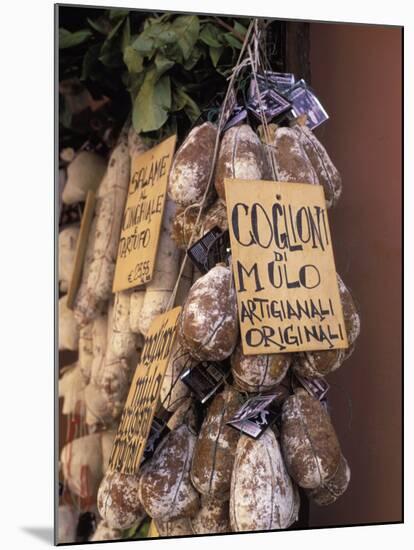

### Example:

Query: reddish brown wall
xmin=308 ymin=23 xmax=402 ymax=526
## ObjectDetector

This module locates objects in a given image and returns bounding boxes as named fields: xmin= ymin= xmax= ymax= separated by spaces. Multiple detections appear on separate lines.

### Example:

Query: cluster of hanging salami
xmin=58 ymin=99 xmax=360 ymax=542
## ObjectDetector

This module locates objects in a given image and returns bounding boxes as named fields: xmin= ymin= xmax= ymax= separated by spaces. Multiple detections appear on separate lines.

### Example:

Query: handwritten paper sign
xmin=225 ymin=179 xmax=348 ymax=354
xmin=108 ymin=306 xmax=181 ymax=474
xmin=112 ymin=135 xmax=176 ymax=292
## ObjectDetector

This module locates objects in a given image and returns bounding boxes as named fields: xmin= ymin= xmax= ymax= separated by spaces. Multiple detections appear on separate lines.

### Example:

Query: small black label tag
xmin=288 ymin=79 xmax=329 ymax=129
xmin=59 ymin=201 xmax=85 ymax=228
xmin=249 ymin=71 xmax=296 ymax=97
xmin=247 ymin=88 xmax=292 ymax=122
xmin=227 ymin=394 xmax=281 ymax=439
xmin=141 ymin=417 xmax=171 ymax=464
xmin=187 ymin=227 xmax=231 ymax=274
xmin=222 ymin=106 xmax=248 ymax=131
xmin=180 ymin=361 xmax=229 ymax=403
xmin=293 ymin=372 xmax=330 ymax=402
xmin=270 ymin=72 xmax=296 ymax=94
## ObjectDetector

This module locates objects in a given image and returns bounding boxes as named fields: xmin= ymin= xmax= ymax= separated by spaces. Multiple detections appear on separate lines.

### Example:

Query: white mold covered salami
xmin=61 ymin=431 xmax=115 ymax=502
xmin=59 ymin=295 xmax=80 ymax=351
xmin=191 ymin=496 xmax=230 ymax=534
xmin=97 ymin=471 xmax=146 ymax=530
xmin=75 ymin=132 xmax=130 ymax=324
xmin=291 ymin=117 xmax=342 ymax=208
xmin=179 ymin=264 xmax=239 ymax=361
xmin=306 ymin=453 xmax=351 ymax=506
xmin=293 ymin=274 xmax=361 ymax=379
xmin=230 ymin=429 xmax=299 ymax=531
xmin=231 ymin=342 xmax=291 ymax=393
xmin=78 ymin=322 xmax=93 ymax=383
xmin=154 ymin=517 xmax=194 ymax=537
xmin=281 ymin=390 xmax=341 ymax=489
xmin=138 ymin=424 xmax=200 ymax=521
xmin=268 ymin=126 xmax=319 ymax=186
xmin=215 ymin=125 xmax=270 ymax=201
xmin=138 ymin=198 xmax=180 ymax=335
xmin=90 ymin=520 xmax=123 ymax=542
xmin=111 ymin=289 xmax=137 ymax=359
xmin=59 ymin=223 xmax=80 ymax=292
xmin=191 ymin=386 xmax=241 ymax=500
xmin=168 ymin=122 xmax=217 ymax=207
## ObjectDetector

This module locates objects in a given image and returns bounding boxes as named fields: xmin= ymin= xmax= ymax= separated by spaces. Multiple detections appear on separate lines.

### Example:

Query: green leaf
xmin=170 ymin=15 xmax=200 ymax=60
xmin=99 ymin=42 xmax=123 ymax=67
xmin=154 ymin=53 xmax=175 ymax=75
xmin=87 ymin=17 xmax=110 ymax=35
xmin=132 ymin=22 xmax=168 ymax=57
xmin=183 ymin=45 xmax=203 ymax=70
xmin=109 ymin=8 xmax=129 ymax=21
xmin=209 ymin=46 xmax=223 ymax=67
xmin=127 ymin=72 xmax=146 ymax=100
xmin=122 ymin=16 xmax=131 ymax=52
xmin=234 ymin=21 xmax=248 ymax=36
xmin=81 ymin=43 xmax=101 ymax=80
xmin=99 ymin=17 xmax=129 ymax=68
xmin=59 ymin=28 xmax=92 ymax=49
xmin=172 ymin=87 xmax=201 ymax=122
xmin=224 ymin=32 xmax=243 ymax=49
xmin=123 ymin=46 xmax=144 ymax=73
xmin=199 ymin=23 xmax=224 ymax=47
xmin=107 ymin=17 xmax=125 ymax=40
xmin=133 ymin=69 xmax=171 ymax=133
xmin=158 ymin=29 xmax=177 ymax=44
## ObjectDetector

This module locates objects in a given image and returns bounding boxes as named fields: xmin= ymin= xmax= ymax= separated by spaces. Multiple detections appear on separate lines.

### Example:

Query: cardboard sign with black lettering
xmin=224 ymin=179 xmax=348 ymax=354
xmin=112 ymin=135 xmax=176 ymax=292
xmin=108 ymin=306 xmax=181 ymax=474
xmin=66 ymin=190 xmax=96 ymax=309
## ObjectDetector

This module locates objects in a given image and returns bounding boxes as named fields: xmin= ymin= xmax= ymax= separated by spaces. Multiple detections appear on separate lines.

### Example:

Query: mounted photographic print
xmin=56 ymin=3 xmax=402 ymax=545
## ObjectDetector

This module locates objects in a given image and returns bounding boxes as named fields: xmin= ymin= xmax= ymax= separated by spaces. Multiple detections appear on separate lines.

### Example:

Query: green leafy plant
xmin=58 ymin=7 xmax=250 ymax=145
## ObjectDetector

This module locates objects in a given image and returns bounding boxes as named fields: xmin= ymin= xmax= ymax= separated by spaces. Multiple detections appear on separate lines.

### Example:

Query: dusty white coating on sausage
xmin=191 ymin=386 xmax=241 ymax=499
xmin=129 ymin=289 xmax=145 ymax=333
xmin=98 ymin=471 xmax=146 ymax=530
xmin=58 ymin=505 xmax=77 ymax=544
xmin=179 ymin=265 xmax=238 ymax=361
xmin=230 ymin=429 xmax=298 ymax=531
xmin=231 ymin=342 xmax=291 ymax=392
xmin=75 ymin=135 xmax=130 ymax=324
xmin=63 ymin=150 xmax=106 ymax=205
xmin=191 ymin=496 xmax=230 ymax=534
xmin=292 ymin=122 xmax=342 ymax=208
xmin=154 ymin=517 xmax=194 ymax=536
xmin=79 ymin=323 xmax=93 ymax=383
xmin=270 ymin=126 xmax=319 ymax=185
xmin=169 ymin=122 xmax=217 ymax=207
xmin=59 ymin=224 xmax=80 ymax=292
xmin=160 ymin=341 xmax=192 ymax=412
xmin=215 ymin=125 xmax=269 ymax=200
xmin=138 ymin=198 xmax=179 ymax=335
xmin=61 ymin=432 xmax=104 ymax=500
xmin=138 ymin=424 xmax=199 ymax=520
xmin=281 ymin=392 xmax=341 ymax=489
xmin=111 ymin=289 xmax=137 ymax=359
xmin=59 ymin=295 xmax=80 ymax=351
xmin=90 ymin=520 xmax=123 ymax=542
xmin=59 ymin=362 xmax=86 ymax=416
xmin=307 ymin=453 xmax=351 ymax=506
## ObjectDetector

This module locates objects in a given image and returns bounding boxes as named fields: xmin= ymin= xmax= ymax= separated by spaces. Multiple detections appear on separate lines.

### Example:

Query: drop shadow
xmin=21 ymin=527 xmax=54 ymax=545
